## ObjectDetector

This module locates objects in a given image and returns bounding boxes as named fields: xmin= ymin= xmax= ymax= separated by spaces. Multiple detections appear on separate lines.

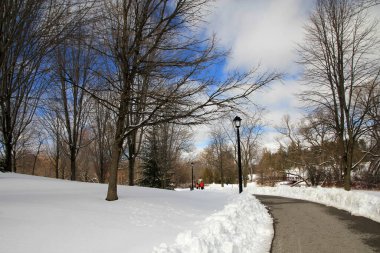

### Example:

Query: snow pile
xmin=249 ymin=185 xmax=380 ymax=223
xmin=204 ymin=183 xmax=237 ymax=191
xmin=153 ymin=191 xmax=273 ymax=253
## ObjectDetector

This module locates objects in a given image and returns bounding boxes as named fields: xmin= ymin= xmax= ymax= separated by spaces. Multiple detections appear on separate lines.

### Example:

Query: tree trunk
xmin=127 ymin=131 xmax=136 ymax=186
xmin=55 ymin=160 xmax=59 ymax=179
xmin=32 ymin=141 xmax=42 ymax=175
xmin=343 ymin=157 xmax=351 ymax=190
xmin=97 ymin=133 xmax=106 ymax=183
xmin=55 ymin=124 xmax=60 ymax=179
xmin=55 ymin=149 xmax=59 ymax=179
xmin=243 ymin=167 xmax=248 ymax=187
xmin=219 ymin=156 xmax=224 ymax=187
xmin=70 ymin=148 xmax=76 ymax=181
xmin=344 ymin=140 xmax=354 ymax=191
xmin=61 ymin=164 xmax=65 ymax=179
xmin=4 ymin=141 xmax=12 ymax=172
xmin=128 ymin=156 xmax=135 ymax=186
xmin=12 ymin=150 xmax=17 ymax=173
xmin=99 ymin=154 xmax=105 ymax=184
xmin=106 ymin=113 xmax=125 ymax=201
xmin=106 ymin=141 xmax=122 ymax=201
xmin=32 ymin=155 xmax=37 ymax=175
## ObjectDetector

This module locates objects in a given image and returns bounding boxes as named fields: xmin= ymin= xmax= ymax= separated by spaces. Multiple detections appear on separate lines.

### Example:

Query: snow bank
xmin=249 ymin=185 xmax=380 ymax=223
xmin=153 ymin=191 xmax=273 ymax=253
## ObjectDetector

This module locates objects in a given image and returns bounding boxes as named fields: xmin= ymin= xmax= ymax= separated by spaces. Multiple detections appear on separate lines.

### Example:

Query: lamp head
xmin=233 ymin=116 xmax=242 ymax=128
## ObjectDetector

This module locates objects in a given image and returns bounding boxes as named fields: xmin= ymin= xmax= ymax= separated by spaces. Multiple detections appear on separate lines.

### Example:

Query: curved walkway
xmin=255 ymin=195 xmax=380 ymax=253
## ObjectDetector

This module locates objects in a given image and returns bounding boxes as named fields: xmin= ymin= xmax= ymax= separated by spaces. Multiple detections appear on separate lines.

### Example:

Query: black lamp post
xmin=191 ymin=162 xmax=194 ymax=191
xmin=233 ymin=116 xmax=243 ymax=193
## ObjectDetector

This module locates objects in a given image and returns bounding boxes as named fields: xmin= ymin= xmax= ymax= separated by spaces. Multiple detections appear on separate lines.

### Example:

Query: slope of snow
xmin=0 ymin=173 xmax=273 ymax=253
xmin=249 ymin=184 xmax=380 ymax=223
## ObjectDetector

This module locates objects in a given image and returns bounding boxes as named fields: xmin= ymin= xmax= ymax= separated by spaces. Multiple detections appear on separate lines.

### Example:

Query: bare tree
xmin=12 ymin=124 xmax=36 ymax=173
xmin=31 ymin=132 xmax=44 ymax=176
xmin=125 ymin=124 xmax=144 ymax=186
xmin=275 ymin=115 xmax=307 ymax=179
xmin=211 ymin=126 xmax=228 ymax=187
xmin=201 ymin=142 xmax=236 ymax=185
xmin=239 ymin=115 xmax=263 ymax=186
xmin=50 ymin=29 xmax=95 ymax=180
xmin=363 ymin=83 xmax=380 ymax=185
xmin=218 ymin=113 xmax=264 ymax=187
xmin=298 ymin=109 xmax=345 ymax=184
xmin=0 ymin=0 xmax=85 ymax=172
xmin=40 ymin=107 xmax=64 ymax=179
xmin=95 ymin=0 xmax=280 ymax=200
xmin=298 ymin=0 xmax=380 ymax=190
xmin=89 ymin=92 xmax=115 ymax=183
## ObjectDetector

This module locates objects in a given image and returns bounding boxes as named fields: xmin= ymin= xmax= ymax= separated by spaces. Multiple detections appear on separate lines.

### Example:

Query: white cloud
xmin=252 ymin=80 xmax=305 ymax=120
xmin=243 ymin=79 xmax=305 ymax=151
xmin=194 ymin=1 xmax=315 ymax=151
xmin=185 ymin=124 xmax=211 ymax=158
xmin=260 ymin=129 xmax=281 ymax=152
xmin=206 ymin=0 xmax=314 ymax=73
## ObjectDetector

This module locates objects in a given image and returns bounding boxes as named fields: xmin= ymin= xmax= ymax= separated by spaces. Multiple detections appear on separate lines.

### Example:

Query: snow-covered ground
xmin=249 ymin=184 xmax=380 ymax=223
xmin=2 ymin=173 xmax=378 ymax=253
xmin=0 ymin=173 xmax=272 ymax=253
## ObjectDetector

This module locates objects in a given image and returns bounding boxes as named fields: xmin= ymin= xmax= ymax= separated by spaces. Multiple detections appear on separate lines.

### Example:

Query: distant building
xmin=285 ymin=168 xmax=308 ymax=182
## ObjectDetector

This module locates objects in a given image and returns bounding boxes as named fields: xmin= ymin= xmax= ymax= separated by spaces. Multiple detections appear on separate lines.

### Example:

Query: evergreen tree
xmin=139 ymin=125 xmax=172 ymax=189
xmin=139 ymin=123 xmax=191 ymax=189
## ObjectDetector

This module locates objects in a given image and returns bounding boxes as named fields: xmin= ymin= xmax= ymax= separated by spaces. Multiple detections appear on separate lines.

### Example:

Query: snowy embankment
xmin=153 ymin=190 xmax=273 ymax=253
xmin=249 ymin=185 xmax=380 ymax=223
xmin=0 ymin=173 xmax=273 ymax=253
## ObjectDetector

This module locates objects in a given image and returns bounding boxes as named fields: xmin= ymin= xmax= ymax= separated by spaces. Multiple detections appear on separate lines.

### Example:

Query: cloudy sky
xmin=190 ymin=0 xmax=316 ymax=153
xmin=190 ymin=0 xmax=380 ymax=154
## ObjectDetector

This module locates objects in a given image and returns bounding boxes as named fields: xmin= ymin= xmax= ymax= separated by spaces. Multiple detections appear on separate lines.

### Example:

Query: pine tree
xmin=139 ymin=124 xmax=175 ymax=189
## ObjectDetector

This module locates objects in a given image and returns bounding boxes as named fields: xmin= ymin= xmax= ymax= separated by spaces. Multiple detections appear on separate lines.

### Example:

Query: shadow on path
xmin=255 ymin=195 xmax=380 ymax=253
xmin=326 ymin=207 xmax=380 ymax=250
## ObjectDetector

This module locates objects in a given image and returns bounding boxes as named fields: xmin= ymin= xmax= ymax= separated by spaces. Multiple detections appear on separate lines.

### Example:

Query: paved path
xmin=255 ymin=195 xmax=380 ymax=253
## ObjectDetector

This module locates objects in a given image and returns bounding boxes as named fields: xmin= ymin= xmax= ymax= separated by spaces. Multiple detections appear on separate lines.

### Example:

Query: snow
xmin=0 ymin=173 xmax=273 ymax=253
xmin=3 ymin=172 xmax=378 ymax=253
xmin=153 ymin=189 xmax=273 ymax=253
xmin=249 ymin=184 xmax=380 ymax=223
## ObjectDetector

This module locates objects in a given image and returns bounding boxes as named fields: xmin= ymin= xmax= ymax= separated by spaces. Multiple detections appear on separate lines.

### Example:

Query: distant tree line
xmin=257 ymin=112 xmax=380 ymax=189
xmin=192 ymin=113 xmax=263 ymax=188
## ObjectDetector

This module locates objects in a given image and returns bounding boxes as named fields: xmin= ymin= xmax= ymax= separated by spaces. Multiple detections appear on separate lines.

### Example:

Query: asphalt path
xmin=255 ymin=195 xmax=380 ymax=253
